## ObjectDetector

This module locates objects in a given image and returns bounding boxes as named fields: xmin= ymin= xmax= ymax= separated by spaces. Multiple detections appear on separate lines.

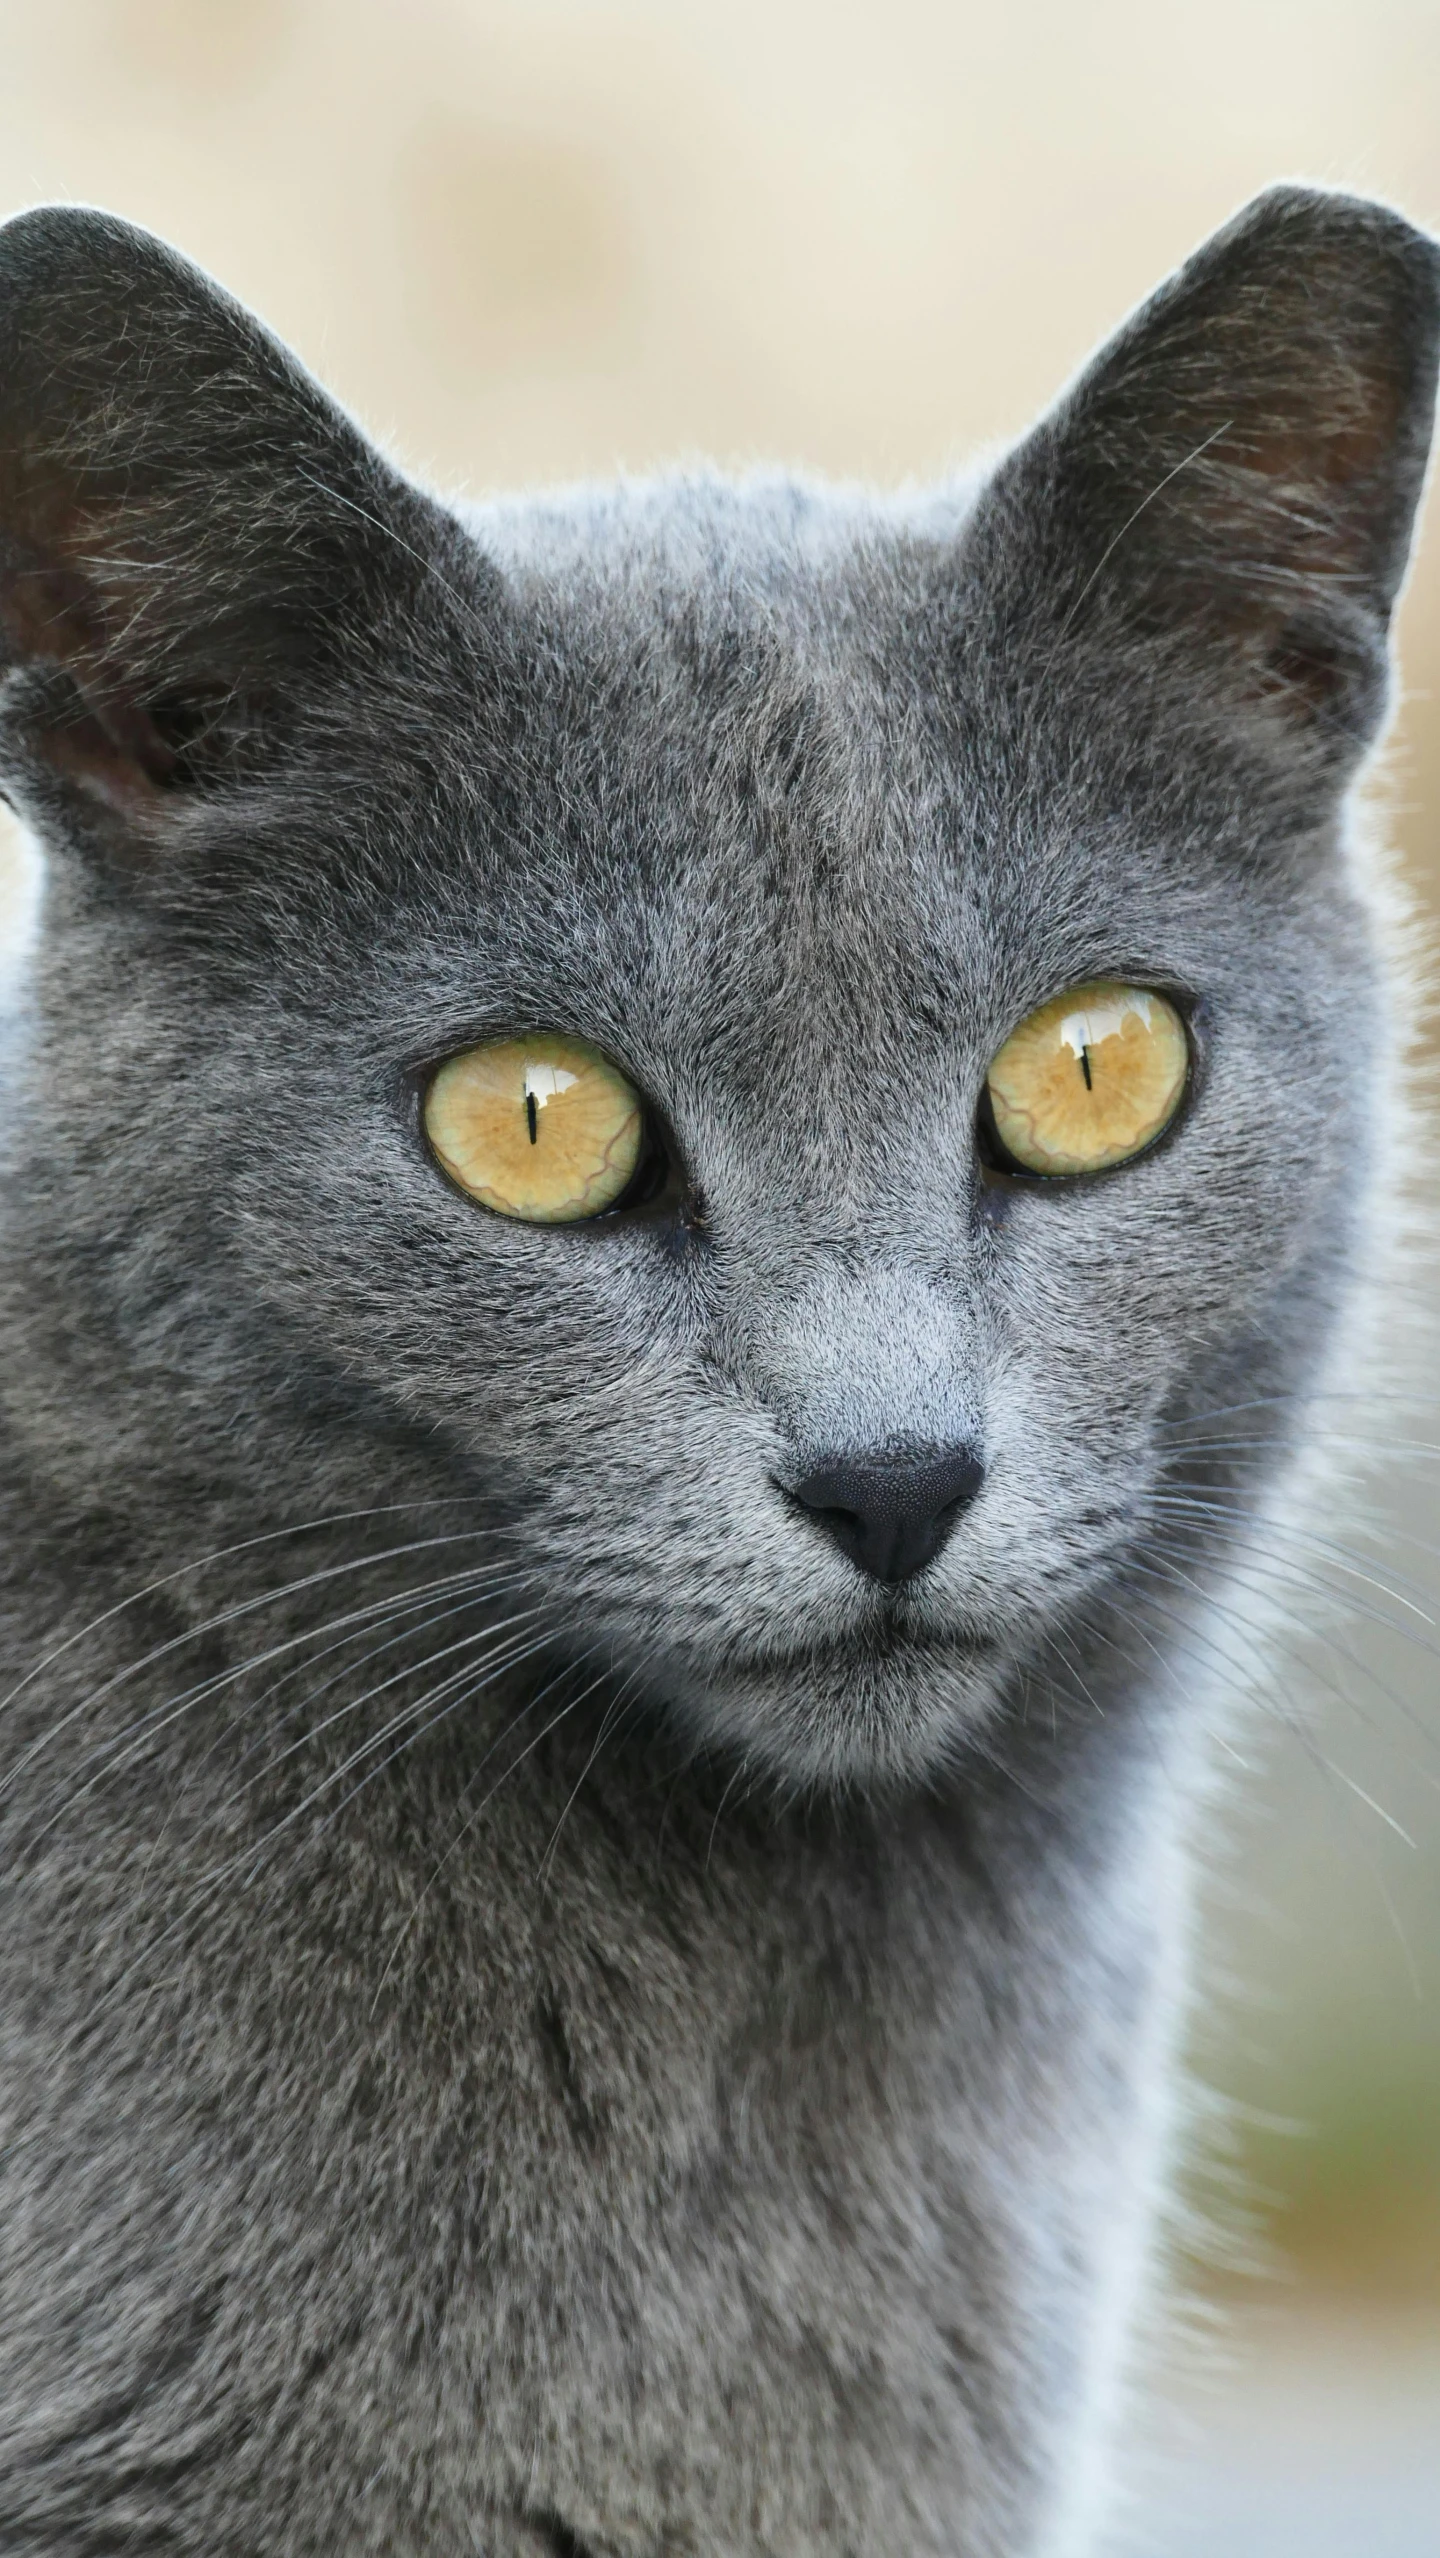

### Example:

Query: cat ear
xmin=981 ymin=186 xmax=1440 ymax=765
xmin=0 ymin=205 xmax=453 ymax=839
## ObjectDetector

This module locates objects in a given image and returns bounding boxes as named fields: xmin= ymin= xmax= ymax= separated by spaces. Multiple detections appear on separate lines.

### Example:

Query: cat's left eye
xmin=982 ymin=980 xmax=1189 ymax=1178
xmin=424 ymin=1033 xmax=647 ymax=1222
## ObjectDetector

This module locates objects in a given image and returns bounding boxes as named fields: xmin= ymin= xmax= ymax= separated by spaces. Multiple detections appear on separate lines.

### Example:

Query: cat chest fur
xmin=0 ymin=1556 xmax=1173 ymax=2554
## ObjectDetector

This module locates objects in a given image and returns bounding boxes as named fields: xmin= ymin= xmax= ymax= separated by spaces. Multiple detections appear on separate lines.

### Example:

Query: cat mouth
xmin=726 ymin=1618 xmax=998 ymax=1680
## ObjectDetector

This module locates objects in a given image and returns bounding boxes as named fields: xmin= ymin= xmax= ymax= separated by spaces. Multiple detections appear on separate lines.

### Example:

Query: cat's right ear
xmin=0 ymin=205 xmax=471 ymax=857
xmin=975 ymin=187 xmax=1440 ymax=783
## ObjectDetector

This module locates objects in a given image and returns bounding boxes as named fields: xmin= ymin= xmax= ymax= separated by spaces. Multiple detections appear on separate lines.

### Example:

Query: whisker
xmin=1125 ymin=1514 xmax=1440 ymax=1739
xmin=28 ymin=1594 xmax=544 ymax=1863
xmin=1149 ymin=1484 xmax=1440 ymax=1619
xmin=1159 ymin=1384 xmax=1440 ymax=1437
xmin=534 ymin=1666 xmax=639 ymax=1891
xmin=1125 ymin=1539 xmax=1440 ymax=1790
xmin=131 ymin=1579 xmax=513 ymax=1898
xmin=1145 ymin=1493 xmax=1432 ymax=1678
xmin=1156 ymin=1463 xmax=1440 ymax=1555
xmin=1054 ymin=1592 xmax=1262 ymax=1771
xmin=0 ymin=1499 xmax=492 ymax=1725
xmin=0 ymin=1526 xmax=512 ymax=1796
xmin=166 ymin=1579 xmax=539 ymax=1836
xmin=225 ymin=1607 xmax=550 ymax=1854
xmin=1159 ymin=1430 xmax=1440 ymax=1471
xmin=704 ymin=1751 xmax=758 ymax=1870
xmin=1133 ymin=1530 xmax=1440 ymax=1780
xmin=70 ymin=1625 xmax=566 ymax=2064
xmin=256 ymin=1623 xmax=563 ymax=1872
xmin=6 ymin=1556 xmax=533 ymax=1821
xmin=1082 ymin=1579 xmax=1427 ymax=1987
xmin=368 ymin=1654 xmax=621 ymax=2013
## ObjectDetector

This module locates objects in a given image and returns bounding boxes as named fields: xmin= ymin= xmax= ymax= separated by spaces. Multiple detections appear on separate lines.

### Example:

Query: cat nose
xmin=783 ymin=1446 xmax=985 ymax=1584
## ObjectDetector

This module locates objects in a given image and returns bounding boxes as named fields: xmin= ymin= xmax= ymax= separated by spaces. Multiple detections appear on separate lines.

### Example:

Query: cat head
xmin=1 ymin=190 xmax=1436 ymax=1786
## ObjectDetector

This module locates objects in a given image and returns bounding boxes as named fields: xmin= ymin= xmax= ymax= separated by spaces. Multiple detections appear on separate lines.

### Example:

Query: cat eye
xmin=982 ymin=981 xmax=1189 ymax=1178
xmin=424 ymin=1033 xmax=647 ymax=1223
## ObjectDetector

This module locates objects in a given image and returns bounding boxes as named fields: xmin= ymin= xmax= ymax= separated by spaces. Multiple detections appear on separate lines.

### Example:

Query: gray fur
xmin=0 ymin=188 xmax=1434 ymax=2554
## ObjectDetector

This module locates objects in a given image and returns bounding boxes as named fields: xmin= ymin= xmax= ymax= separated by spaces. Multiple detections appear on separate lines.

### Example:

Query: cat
xmin=0 ymin=182 xmax=1434 ymax=2558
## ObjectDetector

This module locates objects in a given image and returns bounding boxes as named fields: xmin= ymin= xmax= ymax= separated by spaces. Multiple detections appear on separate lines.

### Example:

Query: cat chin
xmin=669 ymin=1632 xmax=1011 ymax=1792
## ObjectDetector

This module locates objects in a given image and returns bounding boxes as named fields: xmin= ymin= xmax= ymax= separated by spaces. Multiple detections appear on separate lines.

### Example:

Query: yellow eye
xmin=424 ymin=1032 xmax=645 ymax=1222
xmin=985 ymin=981 xmax=1188 ymax=1177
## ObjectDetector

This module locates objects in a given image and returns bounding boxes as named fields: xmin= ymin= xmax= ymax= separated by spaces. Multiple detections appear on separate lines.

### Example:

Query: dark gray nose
xmin=785 ymin=1446 xmax=985 ymax=1584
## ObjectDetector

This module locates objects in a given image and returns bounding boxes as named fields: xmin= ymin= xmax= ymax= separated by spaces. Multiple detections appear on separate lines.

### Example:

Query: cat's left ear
xmin=0 ymin=205 xmax=464 ymax=845
xmin=976 ymin=186 xmax=1440 ymax=772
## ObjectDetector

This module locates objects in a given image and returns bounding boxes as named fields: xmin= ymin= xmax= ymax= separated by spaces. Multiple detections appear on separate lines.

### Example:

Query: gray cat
xmin=0 ymin=183 xmax=1434 ymax=2556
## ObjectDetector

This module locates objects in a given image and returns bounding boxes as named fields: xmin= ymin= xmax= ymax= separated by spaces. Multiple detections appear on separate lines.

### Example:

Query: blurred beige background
xmin=2 ymin=0 xmax=1440 ymax=864
xmin=0 ymin=4 xmax=1437 ymax=2546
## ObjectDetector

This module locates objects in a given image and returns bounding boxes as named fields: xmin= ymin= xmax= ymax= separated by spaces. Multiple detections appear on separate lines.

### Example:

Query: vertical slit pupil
xmin=526 ymin=1089 xmax=539 ymax=1145
xmin=1080 ymin=1045 xmax=1093 ymax=1091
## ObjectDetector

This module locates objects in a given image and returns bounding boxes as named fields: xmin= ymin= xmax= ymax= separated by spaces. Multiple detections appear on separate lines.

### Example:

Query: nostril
xmin=783 ymin=1445 xmax=985 ymax=1585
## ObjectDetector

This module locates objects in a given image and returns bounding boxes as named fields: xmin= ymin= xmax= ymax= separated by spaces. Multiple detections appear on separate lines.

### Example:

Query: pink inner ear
xmin=0 ymin=550 xmax=178 ymax=795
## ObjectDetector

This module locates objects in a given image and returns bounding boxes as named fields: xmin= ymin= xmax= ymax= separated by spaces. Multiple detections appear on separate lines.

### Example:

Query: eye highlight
xmin=984 ymin=981 xmax=1189 ymax=1178
xmin=424 ymin=1033 xmax=644 ymax=1222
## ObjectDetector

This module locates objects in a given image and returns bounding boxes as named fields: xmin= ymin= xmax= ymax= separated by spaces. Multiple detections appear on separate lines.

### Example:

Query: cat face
xmin=1 ymin=192 xmax=1435 ymax=1784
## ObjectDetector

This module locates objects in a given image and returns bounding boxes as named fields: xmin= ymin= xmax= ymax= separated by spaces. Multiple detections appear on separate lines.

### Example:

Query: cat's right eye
xmin=424 ymin=1033 xmax=648 ymax=1222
